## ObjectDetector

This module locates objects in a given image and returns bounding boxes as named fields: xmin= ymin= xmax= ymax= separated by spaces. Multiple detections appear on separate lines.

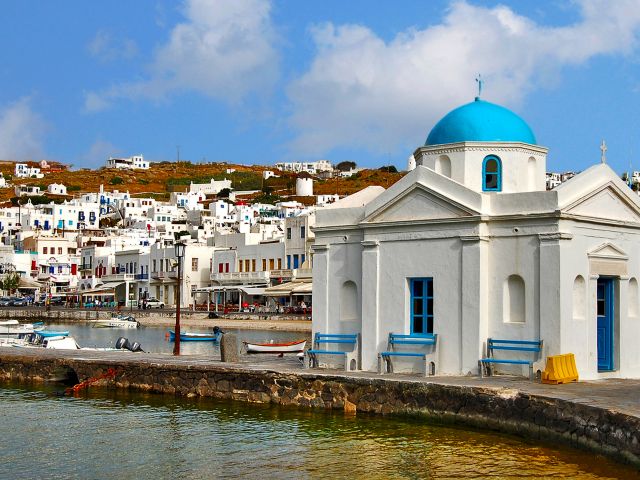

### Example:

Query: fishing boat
xmin=168 ymin=330 xmax=222 ymax=342
xmin=91 ymin=314 xmax=140 ymax=329
xmin=243 ymin=339 xmax=306 ymax=354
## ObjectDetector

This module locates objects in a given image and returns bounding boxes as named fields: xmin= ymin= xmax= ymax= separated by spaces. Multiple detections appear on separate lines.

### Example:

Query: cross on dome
xmin=475 ymin=74 xmax=483 ymax=99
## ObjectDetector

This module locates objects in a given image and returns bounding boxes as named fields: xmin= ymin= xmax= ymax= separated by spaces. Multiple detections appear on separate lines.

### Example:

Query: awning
xmin=291 ymin=282 xmax=312 ymax=295
xmin=240 ymin=286 xmax=266 ymax=296
xmin=80 ymin=282 xmax=124 ymax=295
xmin=18 ymin=277 xmax=43 ymax=289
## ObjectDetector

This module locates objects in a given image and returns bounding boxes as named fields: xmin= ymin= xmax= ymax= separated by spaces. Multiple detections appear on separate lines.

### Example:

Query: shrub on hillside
xmin=110 ymin=176 xmax=124 ymax=185
xmin=67 ymin=185 xmax=81 ymax=192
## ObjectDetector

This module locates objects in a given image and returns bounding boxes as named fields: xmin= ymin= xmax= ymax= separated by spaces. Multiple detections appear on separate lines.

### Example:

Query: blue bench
xmin=378 ymin=333 xmax=438 ymax=376
xmin=479 ymin=338 xmax=543 ymax=380
xmin=306 ymin=333 xmax=359 ymax=371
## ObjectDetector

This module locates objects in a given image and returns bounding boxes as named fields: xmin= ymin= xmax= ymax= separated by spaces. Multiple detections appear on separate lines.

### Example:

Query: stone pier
xmin=0 ymin=348 xmax=639 ymax=468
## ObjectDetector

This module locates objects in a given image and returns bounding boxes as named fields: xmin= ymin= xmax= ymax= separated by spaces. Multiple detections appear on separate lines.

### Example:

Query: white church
xmin=312 ymin=96 xmax=640 ymax=380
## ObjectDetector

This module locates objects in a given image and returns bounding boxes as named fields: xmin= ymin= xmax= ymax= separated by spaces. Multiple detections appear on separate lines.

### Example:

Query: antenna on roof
xmin=475 ymin=74 xmax=483 ymax=100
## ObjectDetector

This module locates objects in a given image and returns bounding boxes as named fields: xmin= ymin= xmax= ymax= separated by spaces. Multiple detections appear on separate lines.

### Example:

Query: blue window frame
xmin=482 ymin=155 xmax=502 ymax=192
xmin=286 ymin=255 xmax=291 ymax=269
xmin=409 ymin=278 xmax=434 ymax=334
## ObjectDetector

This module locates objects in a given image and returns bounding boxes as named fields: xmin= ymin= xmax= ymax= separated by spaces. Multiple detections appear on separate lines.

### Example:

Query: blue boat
xmin=168 ymin=330 xmax=221 ymax=342
xmin=35 ymin=329 xmax=70 ymax=338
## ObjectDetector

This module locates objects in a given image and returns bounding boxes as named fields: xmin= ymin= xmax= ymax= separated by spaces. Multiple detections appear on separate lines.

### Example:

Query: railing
xmin=37 ymin=273 xmax=50 ymax=280
xmin=151 ymin=271 xmax=178 ymax=280
xmin=100 ymin=273 xmax=136 ymax=282
xmin=135 ymin=273 xmax=149 ymax=280
xmin=210 ymin=271 xmax=270 ymax=283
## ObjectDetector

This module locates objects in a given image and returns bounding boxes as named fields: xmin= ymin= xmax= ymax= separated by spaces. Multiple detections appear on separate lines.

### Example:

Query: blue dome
xmin=425 ymin=98 xmax=536 ymax=146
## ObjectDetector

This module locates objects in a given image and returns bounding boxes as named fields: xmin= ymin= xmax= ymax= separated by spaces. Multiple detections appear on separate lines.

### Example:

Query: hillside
xmin=0 ymin=161 xmax=405 ymax=203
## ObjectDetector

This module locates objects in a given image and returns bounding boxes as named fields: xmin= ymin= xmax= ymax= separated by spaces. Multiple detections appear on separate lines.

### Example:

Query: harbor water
xmin=43 ymin=322 xmax=308 ymax=355
xmin=1 ymin=381 xmax=638 ymax=479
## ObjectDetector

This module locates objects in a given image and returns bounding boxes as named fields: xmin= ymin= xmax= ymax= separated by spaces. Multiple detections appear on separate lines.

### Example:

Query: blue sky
xmin=1 ymin=0 xmax=640 ymax=174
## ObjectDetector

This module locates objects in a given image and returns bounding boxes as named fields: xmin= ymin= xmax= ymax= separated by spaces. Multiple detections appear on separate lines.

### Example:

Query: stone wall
xmin=1 ymin=353 xmax=638 ymax=467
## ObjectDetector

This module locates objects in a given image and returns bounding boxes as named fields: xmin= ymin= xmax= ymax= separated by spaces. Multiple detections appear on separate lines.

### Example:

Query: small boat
xmin=0 ymin=320 xmax=43 ymax=336
xmin=91 ymin=314 xmax=140 ymax=329
xmin=15 ymin=334 xmax=143 ymax=352
xmin=35 ymin=329 xmax=70 ymax=338
xmin=168 ymin=330 xmax=222 ymax=342
xmin=243 ymin=339 xmax=306 ymax=354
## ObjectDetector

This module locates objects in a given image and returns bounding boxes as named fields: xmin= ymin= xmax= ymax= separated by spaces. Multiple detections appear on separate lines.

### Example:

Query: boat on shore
xmin=168 ymin=330 xmax=222 ymax=342
xmin=243 ymin=339 xmax=306 ymax=353
xmin=91 ymin=314 xmax=140 ymax=329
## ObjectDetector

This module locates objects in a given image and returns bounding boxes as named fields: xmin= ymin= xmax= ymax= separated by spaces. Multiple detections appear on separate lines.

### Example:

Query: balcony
xmin=210 ymin=271 xmax=270 ymax=285
xmin=80 ymin=264 xmax=92 ymax=271
xmin=151 ymin=271 xmax=178 ymax=280
xmin=101 ymin=273 xmax=136 ymax=282
xmin=37 ymin=272 xmax=50 ymax=281
xmin=135 ymin=273 xmax=149 ymax=280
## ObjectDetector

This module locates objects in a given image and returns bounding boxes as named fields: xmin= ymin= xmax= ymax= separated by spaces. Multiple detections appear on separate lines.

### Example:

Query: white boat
xmin=0 ymin=320 xmax=43 ymax=336
xmin=243 ymin=339 xmax=306 ymax=353
xmin=15 ymin=334 xmax=143 ymax=352
xmin=91 ymin=315 xmax=140 ymax=329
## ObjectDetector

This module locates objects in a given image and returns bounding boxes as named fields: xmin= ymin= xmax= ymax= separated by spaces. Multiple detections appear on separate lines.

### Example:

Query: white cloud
xmin=85 ymin=0 xmax=279 ymax=112
xmin=87 ymin=30 xmax=139 ymax=62
xmin=287 ymin=0 xmax=640 ymax=156
xmin=0 ymin=98 xmax=47 ymax=160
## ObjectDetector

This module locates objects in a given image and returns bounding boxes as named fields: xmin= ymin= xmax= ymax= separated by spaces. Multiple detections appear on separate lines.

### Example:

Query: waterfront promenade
xmin=1 ymin=346 xmax=639 ymax=467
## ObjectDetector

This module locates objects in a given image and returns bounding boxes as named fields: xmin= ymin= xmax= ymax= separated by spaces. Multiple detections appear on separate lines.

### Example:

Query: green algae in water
xmin=0 ymin=382 xmax=638 ymax=479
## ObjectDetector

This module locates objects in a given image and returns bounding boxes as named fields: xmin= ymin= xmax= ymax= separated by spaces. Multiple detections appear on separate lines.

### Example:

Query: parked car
xmin=49 ymin=296 xmax=65 ymax=306
xmin=144 ymin=298 xmax=165 ymax=309
xmin=0 ymin=297 xmax=12 ymax=307
xmin=9 ymin=297 xmax=27 ymax=307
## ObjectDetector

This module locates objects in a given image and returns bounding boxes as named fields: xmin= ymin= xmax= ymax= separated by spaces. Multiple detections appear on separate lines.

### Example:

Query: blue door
xmin=597 ymin=278 xmax=614 ymax=371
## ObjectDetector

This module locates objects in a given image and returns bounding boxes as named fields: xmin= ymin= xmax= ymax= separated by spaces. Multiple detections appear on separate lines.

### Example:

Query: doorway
xmin=596 ymin=278 xmax=615 ymax=371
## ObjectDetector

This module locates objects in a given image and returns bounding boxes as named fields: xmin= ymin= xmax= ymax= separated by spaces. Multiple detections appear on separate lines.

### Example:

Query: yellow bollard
xmin=541 ymin=353 xmax=579 ymax=384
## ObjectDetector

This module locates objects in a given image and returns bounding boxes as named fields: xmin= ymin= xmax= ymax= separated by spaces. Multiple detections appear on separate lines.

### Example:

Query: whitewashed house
xmin=14 ymin=163 xmax=44 ymax=178
xmin=313 ymin=96 xmax=640 ymax=380
xmin=47 ymin=183 xmax=67 ymax=196
xmin=106 ymin=154 xmax=149 ymax=170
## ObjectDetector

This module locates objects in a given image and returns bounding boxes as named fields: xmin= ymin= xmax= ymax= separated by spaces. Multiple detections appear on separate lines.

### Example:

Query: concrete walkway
xmin=3 ymin=347 xmax=639 ymax=419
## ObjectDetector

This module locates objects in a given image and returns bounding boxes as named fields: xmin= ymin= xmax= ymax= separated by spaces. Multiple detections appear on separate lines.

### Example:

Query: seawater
xmin=0 ymin=382 xmax=638 ymax=479
xmin=44 ymin=323 xmax=308 ymax=355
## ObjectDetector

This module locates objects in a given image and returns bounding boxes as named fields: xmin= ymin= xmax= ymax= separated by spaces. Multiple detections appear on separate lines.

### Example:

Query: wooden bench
xmin=306 ymin=333 xmax=359 ymax=371
xmin=378 ymin=333 xmax=438 ymax=376
xmin=479 ymin=338 xmax=543 ymax=380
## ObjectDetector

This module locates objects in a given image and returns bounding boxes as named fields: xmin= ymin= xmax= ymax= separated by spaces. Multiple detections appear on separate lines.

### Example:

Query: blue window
xmin=482 ymin=155 xmax=502 ymax=192
xmin=301 ymin=254 xmax=305 ymax=265
xmin=409 ymin=278 xmax=434 ymax=334
xmin=293 ymin=255 xmax=299 ymax=269
xmin=300 ymin=226 xmax=305 ymax=238
xmin=286 ymin=255 xmax=291 ymax=269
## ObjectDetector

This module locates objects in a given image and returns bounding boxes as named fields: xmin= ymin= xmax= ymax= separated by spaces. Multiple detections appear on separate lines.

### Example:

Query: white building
xmin=189 ymin=178 xmax=232 ymax=196
xmin=275 ymin=160 xmax=333 ymax=175
xmin=47 ymin=183 xmax=67 ymax=196
xmin=106 ymin=155 xmax=149 ymax=170
xmin=14 ymin=163 xmax=44 ymax=179
xmin=14 ymin=185 xmax=41 ymax=197
xmin=313 ymin=96 xmax=640 ymax=380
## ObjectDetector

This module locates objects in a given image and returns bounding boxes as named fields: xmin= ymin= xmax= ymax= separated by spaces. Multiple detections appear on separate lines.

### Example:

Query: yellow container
xmin=541 ymin=353 xmax=579 ymax=384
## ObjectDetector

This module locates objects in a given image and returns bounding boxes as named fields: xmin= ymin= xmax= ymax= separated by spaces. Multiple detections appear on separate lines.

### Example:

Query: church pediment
xmin=363 ymin=185 xmax=477 ymax=224
xmin=587 ymin=242 xmax=628 ymax=260
xmin=564 ymin=184 xmax=640 ymax=224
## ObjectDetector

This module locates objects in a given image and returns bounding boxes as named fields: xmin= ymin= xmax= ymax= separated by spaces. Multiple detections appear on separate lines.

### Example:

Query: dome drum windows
xmin=483 ymin=155 xmax=502 ymax=192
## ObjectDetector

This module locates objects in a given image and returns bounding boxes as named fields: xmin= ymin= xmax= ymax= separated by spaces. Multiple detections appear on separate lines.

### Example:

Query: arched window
xmin=482 ymin=155 xmax=502 ymax=192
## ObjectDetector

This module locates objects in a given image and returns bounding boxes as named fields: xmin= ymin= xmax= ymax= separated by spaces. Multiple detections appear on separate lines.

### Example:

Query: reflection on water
xmin=44 ymin=323 xmax=309 ymax=355
xmin=0 ymin=382 xmax=638 ymax=480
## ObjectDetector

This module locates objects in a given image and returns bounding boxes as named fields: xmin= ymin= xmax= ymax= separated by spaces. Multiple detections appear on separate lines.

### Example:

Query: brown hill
xmin=0 ymin=161 xmax=404 ymax=203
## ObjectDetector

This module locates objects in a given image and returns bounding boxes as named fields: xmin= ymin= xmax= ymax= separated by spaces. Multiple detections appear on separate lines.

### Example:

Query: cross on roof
xmin=475 ymin=74 xmax=483 ymax=98
xmin=600 ymin=140 xmax=607 ymax=164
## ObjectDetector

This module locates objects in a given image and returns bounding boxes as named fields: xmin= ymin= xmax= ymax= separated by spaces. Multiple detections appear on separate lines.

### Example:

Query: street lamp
xmin=173 ymin=241 xmax=186 ymax=355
